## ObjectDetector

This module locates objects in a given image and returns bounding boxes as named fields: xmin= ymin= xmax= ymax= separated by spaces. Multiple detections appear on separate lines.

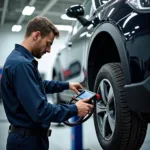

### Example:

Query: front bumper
xmin=125 ymin=76 xmax=150 ymax=113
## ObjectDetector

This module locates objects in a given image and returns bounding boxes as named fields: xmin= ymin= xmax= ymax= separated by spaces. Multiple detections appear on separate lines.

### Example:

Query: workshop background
xmin=0 ymin=0 xmax=150 ymax=150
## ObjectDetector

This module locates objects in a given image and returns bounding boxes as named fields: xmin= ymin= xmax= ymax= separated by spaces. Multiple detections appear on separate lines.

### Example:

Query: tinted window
xmin=84 ymin=0 xmax=92 ymax=19
xmin=72 ymin=21 xmax=80 ymax=35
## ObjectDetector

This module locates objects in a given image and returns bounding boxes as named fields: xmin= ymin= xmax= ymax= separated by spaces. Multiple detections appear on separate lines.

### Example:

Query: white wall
xmin=0 ymin=24 xmax=68 ymax=80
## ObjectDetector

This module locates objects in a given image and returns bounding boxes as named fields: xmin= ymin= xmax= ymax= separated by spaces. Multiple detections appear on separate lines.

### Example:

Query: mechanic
xmin=0 ymin=16 xmax=93 ymax=150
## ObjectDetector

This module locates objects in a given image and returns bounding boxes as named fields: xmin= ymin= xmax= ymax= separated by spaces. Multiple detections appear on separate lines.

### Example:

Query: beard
xmin=32 ymin=48 xmax=42 ymax=59
xmin=32 ymin=42 xmax=43 ymax=59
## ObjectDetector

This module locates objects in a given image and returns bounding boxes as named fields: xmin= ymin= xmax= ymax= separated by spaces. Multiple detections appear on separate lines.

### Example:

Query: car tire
xmin=93 ymin=63 xmax=148 ymax=150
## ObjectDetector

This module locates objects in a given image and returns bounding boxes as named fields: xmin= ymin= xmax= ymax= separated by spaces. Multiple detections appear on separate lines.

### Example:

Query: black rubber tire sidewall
xmin=93 ymin=63 xmax=125 ymax=150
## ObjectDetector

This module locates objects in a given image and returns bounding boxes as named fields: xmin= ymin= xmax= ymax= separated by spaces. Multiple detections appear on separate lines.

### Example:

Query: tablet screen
xmin=78 ymin=91 xmax=94 ymax=99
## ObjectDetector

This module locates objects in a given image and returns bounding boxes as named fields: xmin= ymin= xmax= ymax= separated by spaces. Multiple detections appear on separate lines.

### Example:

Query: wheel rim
xmin=96 ymin=79 xmax=116 ymax=140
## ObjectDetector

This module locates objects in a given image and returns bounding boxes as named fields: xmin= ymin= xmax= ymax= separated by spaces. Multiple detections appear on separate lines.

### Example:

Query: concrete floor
xmin=0 ymin=101 xmax=150 ymax=150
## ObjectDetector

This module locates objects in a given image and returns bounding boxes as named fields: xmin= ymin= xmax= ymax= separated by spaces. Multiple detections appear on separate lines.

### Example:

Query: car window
xmin=84 ymin=0 xmax=92 ymax=19
xmin=72 ymin=21 xmax=80 ymax=35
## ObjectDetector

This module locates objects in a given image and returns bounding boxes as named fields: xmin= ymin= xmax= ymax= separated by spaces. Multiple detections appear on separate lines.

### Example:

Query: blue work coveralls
xmin=0 ymin=44 xmax=78 ymax=150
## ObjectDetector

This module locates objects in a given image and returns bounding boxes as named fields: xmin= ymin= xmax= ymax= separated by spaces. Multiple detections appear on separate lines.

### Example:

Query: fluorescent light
xmin=55 ymin=25 xmax=72 ymax=32
xmin=85 ymin=15 xmax=90 ymax=19
xmin=11 ymin=25 xmax=22 ymax=32
xmin=22 ymin=6 xmax=35 ymax=16
xmin=107 ymin=8 xmax=115 ymax=17
xmin=135 ymin=26 xmax=140 ymax=29
xmin=87 ymin=24 xmax=93 ymax=30
xmin=123 ymin=12 xmax=137 ymax=28
xmin=87 ymin=33 xmax=92 ymax=37
xmin=80 ymin=32 xmax=87 ymax=38
xmin=103 ymin=0 xmax=109 ymax=4
xmin=61 ymin=14 xmax=76 ymax=21
xmin=124 ymin=32 xmax=130 ymax=36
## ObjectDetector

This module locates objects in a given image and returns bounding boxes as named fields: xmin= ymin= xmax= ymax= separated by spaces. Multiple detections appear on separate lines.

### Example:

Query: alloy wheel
xmin=96 ymin=79 xmax=116 ymax=140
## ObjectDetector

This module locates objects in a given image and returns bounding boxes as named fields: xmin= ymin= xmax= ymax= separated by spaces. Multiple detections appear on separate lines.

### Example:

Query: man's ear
xmin=33 ymin=31 xmax=41 ymax=41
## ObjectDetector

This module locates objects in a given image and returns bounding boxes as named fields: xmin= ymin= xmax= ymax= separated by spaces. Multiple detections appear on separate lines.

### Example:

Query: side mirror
xmin=66 ymin=5 xmax=91 ymax=26
xmin=66 ymin=5 xmax=84 ymax=18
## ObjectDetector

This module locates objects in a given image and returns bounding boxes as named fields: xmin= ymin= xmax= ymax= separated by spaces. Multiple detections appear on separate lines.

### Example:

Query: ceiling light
xmin=11 ymin=25 xmax=22 ymax=32
xmin=107 ymin=8 xmax=115 ymax=17
xmin=135 ymin=26 xmax=140 ymax=29
xmin=85 ymin=15 xmax=90 ymax=19
xmin=61 ymin=14 xmax=76 ymax=21
xmin=80 ymin=32 xmax=87 ymax=38
xmin=55 ymin=25 xmax=72 ymax=32
xmin=22 ymin=6 xmax=35 ymax=16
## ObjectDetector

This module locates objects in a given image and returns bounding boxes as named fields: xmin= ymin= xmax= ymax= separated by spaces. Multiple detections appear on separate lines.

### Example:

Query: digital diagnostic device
xmin=73 ymin=90 xmax=100 ymax=101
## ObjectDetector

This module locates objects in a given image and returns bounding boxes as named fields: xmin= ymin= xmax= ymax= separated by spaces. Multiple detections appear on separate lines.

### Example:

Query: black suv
xmin=52 ymin=0 xmax=150 ymax=149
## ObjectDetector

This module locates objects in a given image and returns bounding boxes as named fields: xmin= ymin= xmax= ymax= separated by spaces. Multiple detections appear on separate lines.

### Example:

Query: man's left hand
xmin=69 ymin=82 xmax=83 ymax=94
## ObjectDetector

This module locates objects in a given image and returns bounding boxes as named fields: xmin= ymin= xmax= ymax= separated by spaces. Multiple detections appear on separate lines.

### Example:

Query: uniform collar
xmin=15 ymin=44 xmax=38 ymax=67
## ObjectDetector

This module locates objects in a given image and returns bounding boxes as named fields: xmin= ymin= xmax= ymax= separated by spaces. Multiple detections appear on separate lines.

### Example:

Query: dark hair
xmin=25 ymin=16 xmax=59 ymax=38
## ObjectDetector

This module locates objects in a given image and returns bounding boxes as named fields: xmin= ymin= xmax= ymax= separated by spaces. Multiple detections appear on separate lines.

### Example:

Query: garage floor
xmin=0 ymin=97 xmax=150 ymax=150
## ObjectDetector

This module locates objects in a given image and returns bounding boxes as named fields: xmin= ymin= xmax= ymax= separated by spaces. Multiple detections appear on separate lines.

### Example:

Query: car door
xmin=65 ymin=0 xmax=94 ymax=85
xmin=53 ymin=46 xmax=69 ymax=82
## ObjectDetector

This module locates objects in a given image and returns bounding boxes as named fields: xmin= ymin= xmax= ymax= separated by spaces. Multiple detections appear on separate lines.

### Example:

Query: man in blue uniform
xmin=0 ymin=16 xmax=93 ymax=150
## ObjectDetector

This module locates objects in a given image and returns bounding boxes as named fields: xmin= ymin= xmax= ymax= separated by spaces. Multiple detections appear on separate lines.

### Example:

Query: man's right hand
xmin=75 ymin=98 xmax=94 ymax=117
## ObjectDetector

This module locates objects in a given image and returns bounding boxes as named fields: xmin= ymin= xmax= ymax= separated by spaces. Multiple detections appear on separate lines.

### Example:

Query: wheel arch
xmin=87 ymin=23 xmax=131 ymax=90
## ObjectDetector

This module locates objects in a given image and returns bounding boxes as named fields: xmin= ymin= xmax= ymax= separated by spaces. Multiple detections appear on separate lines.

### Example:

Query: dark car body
xmin=54 ymin=0 xmax=150 ymax=115
xmin=0 ymin=67 xmax=2 ymax=101
xmin=53 ymin=0 xmax=150 ymax=149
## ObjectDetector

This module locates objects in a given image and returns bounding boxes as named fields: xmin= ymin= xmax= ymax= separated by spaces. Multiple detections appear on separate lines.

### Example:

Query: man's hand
xmin=75 ymin=98 xmax=94 ymax=117
xmin=69 ymin=82 xmax=83 ymax=94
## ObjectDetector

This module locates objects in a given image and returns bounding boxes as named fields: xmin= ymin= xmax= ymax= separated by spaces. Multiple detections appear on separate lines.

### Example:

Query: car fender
xmin=87 ymin=22 xmax=131 ymax=84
